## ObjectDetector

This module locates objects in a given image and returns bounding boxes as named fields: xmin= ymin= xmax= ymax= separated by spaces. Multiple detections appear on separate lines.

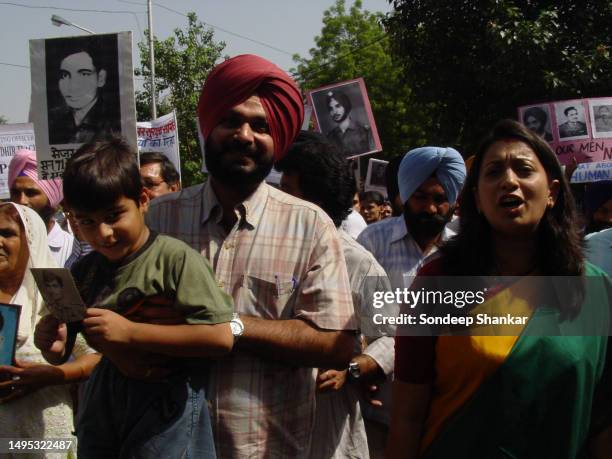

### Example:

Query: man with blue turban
xmin=356 ymin=146 xmax=466 ymax=454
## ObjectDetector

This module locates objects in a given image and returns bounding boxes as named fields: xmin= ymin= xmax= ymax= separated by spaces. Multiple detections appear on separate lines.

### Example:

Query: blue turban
xmin=398 ymin=146 xmax=466 ymax=205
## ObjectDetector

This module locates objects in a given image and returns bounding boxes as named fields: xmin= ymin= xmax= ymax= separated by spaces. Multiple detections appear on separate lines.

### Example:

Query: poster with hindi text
xmin=0 ymin=123 xmax=36 ymax=199
xmin=137 ymin=111 xmax=181 ymax=181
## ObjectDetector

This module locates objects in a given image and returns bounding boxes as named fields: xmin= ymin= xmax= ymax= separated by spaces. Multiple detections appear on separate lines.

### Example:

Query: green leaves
xmin=384 ymin=0 xmax=612 ymax=153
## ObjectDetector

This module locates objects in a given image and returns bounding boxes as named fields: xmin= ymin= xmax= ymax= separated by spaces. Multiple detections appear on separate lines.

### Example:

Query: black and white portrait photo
xmin=554 ymin=101 xmax=589 ymax=141
xmin=365 ymin=158 xmax=388 ymax=194
xmin=520 ymin=105 xmax=553 ymax=142
xmin=45 ymin=34 xmax=121 ymax=145
xmin=29 ymin=31 xmax=137 ymax=179
xmin=307 ymin=78 xmax=381 ymax=159
xmin=31 ymin=268 xmax=86 ymax=323
xmin=589 ymin=99 xmax=612 ymax=138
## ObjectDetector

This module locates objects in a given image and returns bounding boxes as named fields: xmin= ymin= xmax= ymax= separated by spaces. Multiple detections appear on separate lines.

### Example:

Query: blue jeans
xmin=77 ymin=357 xmax=216 ymax=458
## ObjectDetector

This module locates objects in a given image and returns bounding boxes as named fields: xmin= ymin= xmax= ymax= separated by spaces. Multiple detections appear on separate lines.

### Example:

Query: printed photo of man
xmin=594 ymin=105 xmax=612 ymax=134
xmin=325 ymin=89 xmax=374 ymax=157
xmin=557 ymin=105 xmax=588 ymax=139
xmin=522 ymin=106 xmax=553 ymax=142
xmin=308 ymin=78 xmax=381 ymax=159
xmin=46 ymin=35 xmax=121 ymax=145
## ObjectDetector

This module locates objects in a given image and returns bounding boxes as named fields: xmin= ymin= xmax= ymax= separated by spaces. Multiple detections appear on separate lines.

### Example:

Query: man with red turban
xmin=8 ymin=149 xmax=75 ymax=267
xmin=144 ymin=55 xmax=357 ymax=458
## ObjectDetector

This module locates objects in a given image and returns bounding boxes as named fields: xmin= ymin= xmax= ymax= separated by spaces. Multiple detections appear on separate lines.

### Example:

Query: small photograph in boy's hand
xmin=31 ymin=268 xmax=86 ymax=323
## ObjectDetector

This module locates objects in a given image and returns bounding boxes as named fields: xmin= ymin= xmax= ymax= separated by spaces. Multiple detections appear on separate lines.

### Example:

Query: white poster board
xmin=137 ymin=111 xmax=181 ymax=180
xmin=0 ymin=123 xmax=36 ymax=198
xmin=30 ymin=32 xmax=137 ymax=179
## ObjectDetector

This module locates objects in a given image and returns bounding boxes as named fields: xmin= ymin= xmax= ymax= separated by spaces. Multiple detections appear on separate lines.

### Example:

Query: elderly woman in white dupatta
xmin=0 ymin=202 xmax=99 ymax=452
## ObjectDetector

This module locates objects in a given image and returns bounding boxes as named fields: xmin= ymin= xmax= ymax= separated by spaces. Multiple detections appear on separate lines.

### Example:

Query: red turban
xmin=198 ymin=54 xmax=304 ymax=161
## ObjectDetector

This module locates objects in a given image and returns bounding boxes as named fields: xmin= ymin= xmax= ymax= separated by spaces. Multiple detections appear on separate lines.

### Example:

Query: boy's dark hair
xmin=359 ymin=190 xmax=385 ymax=206
xmin=63 ymin=137 xmax=142 ymax=212
xmin=276 ymin=131 xmax=355 ymax=227
xmin=139 ymin=152 xmax=180 ymax=185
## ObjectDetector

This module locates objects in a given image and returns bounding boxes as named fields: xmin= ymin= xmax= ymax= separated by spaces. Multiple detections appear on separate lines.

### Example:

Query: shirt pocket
xmin=239 ymin=274 xmax=296 ymax=319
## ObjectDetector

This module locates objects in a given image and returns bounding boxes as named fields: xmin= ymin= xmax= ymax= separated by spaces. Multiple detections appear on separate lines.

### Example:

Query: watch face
xmin=349 ymin=362 xmax=360 ymax=378
xmin=230 ymin=319 xmax=244 ymax=337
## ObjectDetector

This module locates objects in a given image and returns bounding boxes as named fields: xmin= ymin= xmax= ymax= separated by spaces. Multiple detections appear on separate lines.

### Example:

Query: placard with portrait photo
xmin=519 ymin=97 xmax=612 ymax=165
xmin=30 ymin=32 xmax=137 ymax=179
xmin=31 ymin=268 xmax=86 ymax=323
xmin=365 ymin=158 xmax=388 ymax=195
xmin=0 ymin=303 xmax=21 ymax=366
xmin=306 ymin=78 xmax=382 ymax=159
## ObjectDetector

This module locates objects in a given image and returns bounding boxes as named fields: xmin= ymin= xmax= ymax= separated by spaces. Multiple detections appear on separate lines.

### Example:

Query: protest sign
xmin=137 ymin=111 xmax=181 ymax=180
xmin=518 ymin=97 xmax=612 ymax=165
xmin=0 ymin=123 xmax=36 ymax=198
xmin=570 ymin=161 xmax=612 ymax=183
xmin=365 ymin=158 xmax=388 ymax=195
xmin=307 ymin=78 xmax=382 ymax=159
xmin=30 ymin=32 xmax=137 ymax=179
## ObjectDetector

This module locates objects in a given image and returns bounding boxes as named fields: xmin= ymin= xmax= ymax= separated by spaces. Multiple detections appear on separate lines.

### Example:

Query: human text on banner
xmin=137 ymin=110 xmax=181 ymax=181
xmin=29 ymin=32 xmax=137 ymax=179
xmin=518 ymin=97 xmax=612 ymax=165
xmin=0 ymin=123 xmax=36 ymax=199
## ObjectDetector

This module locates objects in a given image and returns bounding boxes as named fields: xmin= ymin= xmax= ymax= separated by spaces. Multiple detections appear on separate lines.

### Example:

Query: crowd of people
xmin=0 ymin=53 xmax=610 ymax=459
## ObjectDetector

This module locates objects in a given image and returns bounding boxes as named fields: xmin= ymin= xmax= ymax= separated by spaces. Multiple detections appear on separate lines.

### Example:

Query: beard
xmin=205 ymin=137 xmax=274 ymax=190
xmin=404 ymin=204 xmax=453 ymax=239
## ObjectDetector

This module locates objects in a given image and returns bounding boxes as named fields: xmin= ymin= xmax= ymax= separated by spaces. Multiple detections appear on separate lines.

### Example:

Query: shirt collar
xmin=47 ymin=221 xmax=66 ymax=249
xmin=201 ymin=180 xmax=269 ymax=229
xmin=389 ymin=216 xmax=409 ymax=244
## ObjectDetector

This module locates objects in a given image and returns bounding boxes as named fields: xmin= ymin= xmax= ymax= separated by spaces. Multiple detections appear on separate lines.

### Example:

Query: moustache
xmin=411 ymin=212 xmax=450 ymax=235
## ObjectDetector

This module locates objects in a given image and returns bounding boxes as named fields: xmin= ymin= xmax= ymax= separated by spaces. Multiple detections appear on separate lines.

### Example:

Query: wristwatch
xmin=348 ymin=361 xmax=361 ymax=381
xmin=230 ymin=313 xmax=244 ymax=342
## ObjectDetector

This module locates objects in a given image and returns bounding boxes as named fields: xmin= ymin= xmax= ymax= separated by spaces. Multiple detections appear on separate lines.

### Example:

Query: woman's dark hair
xmin=63 ymin=137 xmax=143 ymax=212
xmin=441 ymin=119 xmax=584 ymax=313
xmin=275 ymin=131 xmax=355 ymax=227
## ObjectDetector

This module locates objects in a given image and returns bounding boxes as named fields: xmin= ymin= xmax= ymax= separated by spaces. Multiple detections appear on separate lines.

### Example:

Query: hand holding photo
xmin=30 ymin=268 xmax=86 ymax=323
xmin=0 ymin=304 xmax=21 ymax=366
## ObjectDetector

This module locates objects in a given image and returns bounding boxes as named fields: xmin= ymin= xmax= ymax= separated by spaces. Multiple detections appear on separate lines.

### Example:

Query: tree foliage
xmin=292 ymin=0 xmax=430 ymax=162
xmin=384 ymin=0 xmax=612 ymax=153
xmin=0 ymin=115 xmax=7 ymax=125
xmin=136 ymin=12 xmax=225 ymax=185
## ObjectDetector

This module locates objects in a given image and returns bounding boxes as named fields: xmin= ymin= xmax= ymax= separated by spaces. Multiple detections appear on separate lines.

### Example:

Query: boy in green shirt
xmin=35 ymin=138 xmax=235 ymax=458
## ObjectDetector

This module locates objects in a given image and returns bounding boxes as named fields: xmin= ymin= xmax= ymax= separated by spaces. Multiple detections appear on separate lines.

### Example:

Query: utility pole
xmin=147 ymin=0 xmax=157 ymax=119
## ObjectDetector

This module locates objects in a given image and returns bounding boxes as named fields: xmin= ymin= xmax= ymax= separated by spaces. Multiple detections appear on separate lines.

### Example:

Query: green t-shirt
xmin=72 ymin=232 xmax=233 ymax=324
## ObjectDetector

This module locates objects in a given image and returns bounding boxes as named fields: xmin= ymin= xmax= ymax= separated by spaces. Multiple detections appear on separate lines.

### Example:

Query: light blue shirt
xmin=585 ymin=228 xmax=612 ymax=276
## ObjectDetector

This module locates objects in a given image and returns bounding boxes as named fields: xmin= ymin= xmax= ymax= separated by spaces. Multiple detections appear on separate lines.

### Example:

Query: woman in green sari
xmin=387 ymin=119 xmax=611 ymax=458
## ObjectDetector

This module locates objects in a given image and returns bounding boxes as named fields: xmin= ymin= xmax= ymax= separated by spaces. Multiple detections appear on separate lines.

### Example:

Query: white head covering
xmin=3 ymin=203 xmax=58 ymax=355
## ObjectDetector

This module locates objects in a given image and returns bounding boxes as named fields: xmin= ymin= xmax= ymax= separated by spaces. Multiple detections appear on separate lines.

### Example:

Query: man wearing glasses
xmin=139 ymin=152 xmax=180 ymax=199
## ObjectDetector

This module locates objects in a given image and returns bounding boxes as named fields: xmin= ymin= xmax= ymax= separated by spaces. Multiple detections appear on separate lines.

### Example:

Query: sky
xmin=0 ymin=0 xmax=391 ymax=123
